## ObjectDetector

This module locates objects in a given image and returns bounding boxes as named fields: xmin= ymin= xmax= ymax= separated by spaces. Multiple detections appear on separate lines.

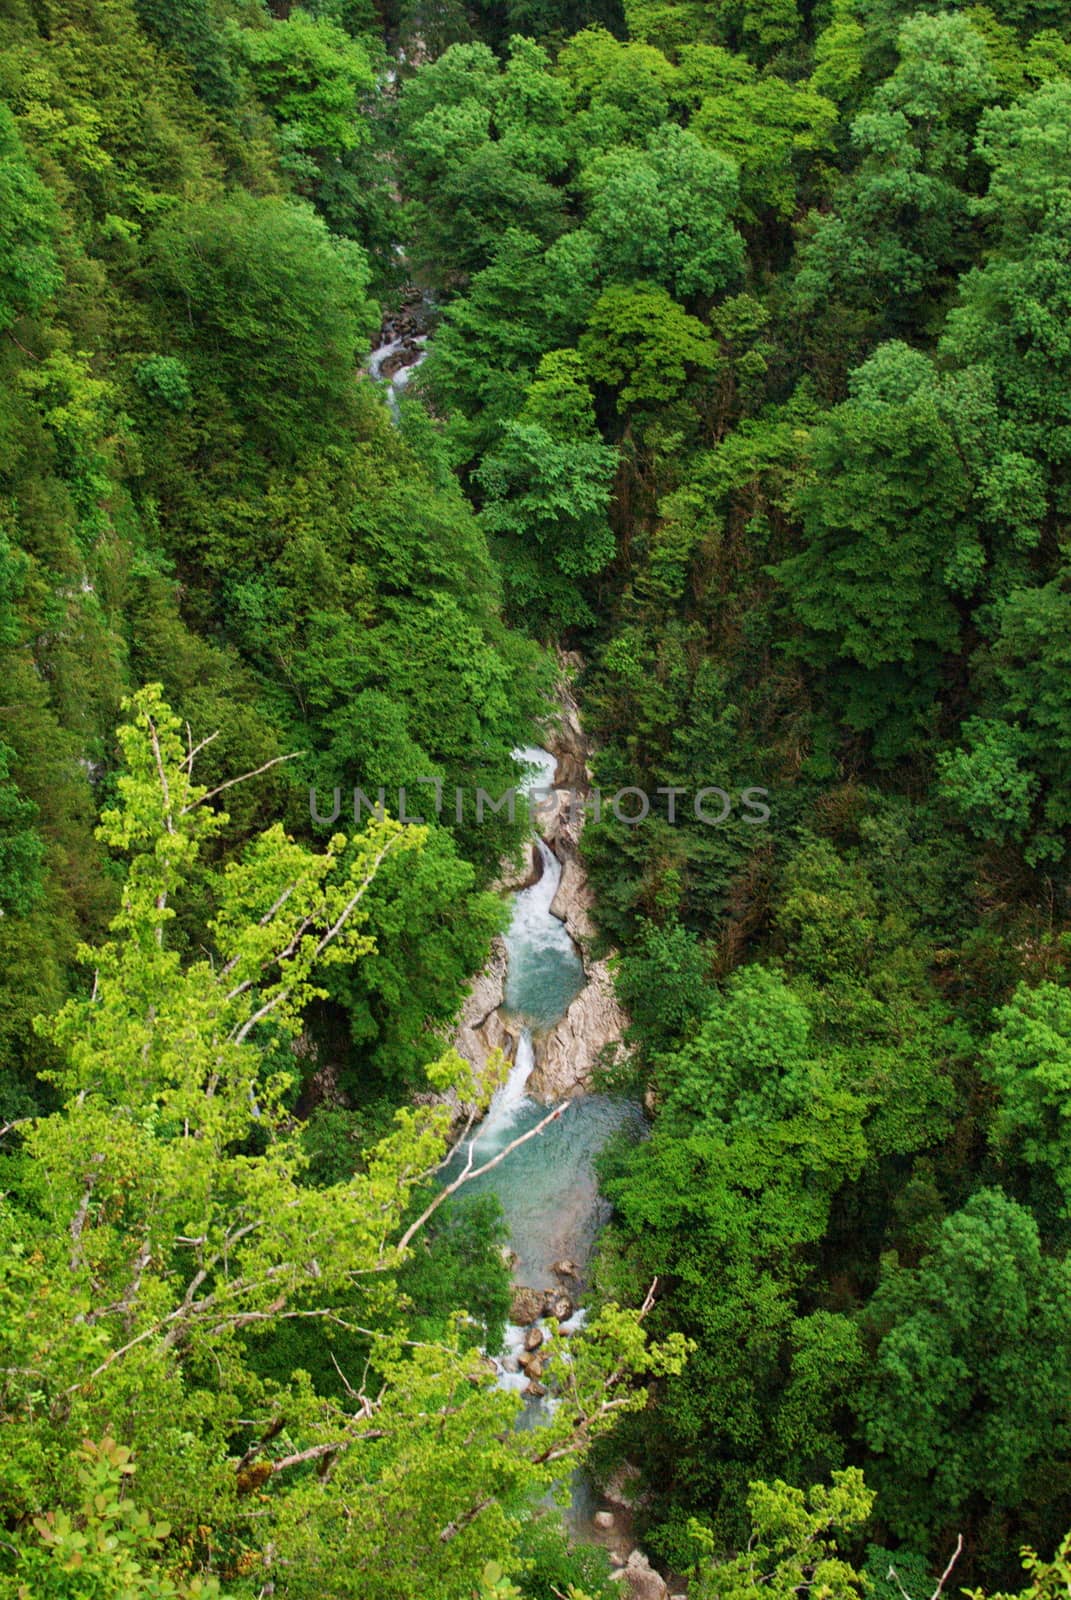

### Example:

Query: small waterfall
xmin=367 ymin=335 xmax=407 ymax=382
xmin=475 ymin=1029 xmax=535 ymax=1150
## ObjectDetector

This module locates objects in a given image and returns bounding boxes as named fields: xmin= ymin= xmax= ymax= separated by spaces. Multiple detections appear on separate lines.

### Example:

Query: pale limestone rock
xmin=542 ymin=652 xmax=590 ymax=792
xmin=549 ymin=853 xmax=597 ymax=944
xmin=528 ymin=959 xmax=630 ymax=1101
xmin=493 ymin=840 xmax=542 ymax=895
xmin=443 ymin=936 xmax=518 ymax=1125
xmin=625 ymin=1552 xmax=668 ymax=1600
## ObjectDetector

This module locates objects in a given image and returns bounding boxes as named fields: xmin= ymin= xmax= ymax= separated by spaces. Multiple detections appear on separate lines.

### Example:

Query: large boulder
xmin=624 ymin=1552 xmax=668 ymax=1600
xmin=494 ymin=839 xmax=543 ymax=895
xmin=510 ymin=1285 xmax=545 ymax=1325
xmin=542 ymin=1290 xmax=573 ymax=1322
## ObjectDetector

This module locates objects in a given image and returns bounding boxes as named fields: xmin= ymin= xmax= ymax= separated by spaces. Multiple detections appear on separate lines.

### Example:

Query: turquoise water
xmin=502 ymin=834 xmax=585 ymax=1028
xmin=451 ymin=1066 xmax=643 ymax=1289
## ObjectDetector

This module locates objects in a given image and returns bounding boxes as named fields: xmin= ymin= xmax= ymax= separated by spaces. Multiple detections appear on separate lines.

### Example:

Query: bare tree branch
xmin=182 ymin=752 xmax=305 ymax=814
xmin=932 ymin=1535 xmax=964 ymax=1600
xmin=395 ymin=1101 xmax=572 ymax=1255
xmin=69 ymin=1154 xmax=105 ymax=1273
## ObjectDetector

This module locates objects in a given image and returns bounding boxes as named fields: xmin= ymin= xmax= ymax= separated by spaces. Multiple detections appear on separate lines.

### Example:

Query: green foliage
xmin=690 ymin=64 xmax=837 ymax=221
xmin=0 ymin=741 xmax=43 ymax=916
xmin=13 ymin=1436 xmax=229 ymax=1599
xmin=688 ymin=1471 xmax=874 ymax=1600
xmin=7 ymin=0 xmax=1071 ymax=1585
xmin=581 ymin=124 xmax=744 ymax=297
xmin=983 ymin=983 xmax=1071 ymax=1203
xmin=0 ymin=102 xmax=61 ymax=331
xmin=859 ymin=1190 xmax=1071 ymax=1546
xmin=146 ymin=194 xmax=378 ymax=456
xmin=772 ymin=347 xmax=975 ymax=752
xmin=239 ymin=10 xmax=375 ymax=160
xmin=133 ymin=0 xmax=241 ymax=110
xmin=134 ymin=355 xmax=193 ymax=412
xmin=397 ymin=38 xmax=570 ymax=278
xmin=477 ymin=352 xmax=619 ymax=632
xmin=580 ymin=283 xmax=720 ymax=408
xmin=0 ymin=688 xmax=687 ymax=1597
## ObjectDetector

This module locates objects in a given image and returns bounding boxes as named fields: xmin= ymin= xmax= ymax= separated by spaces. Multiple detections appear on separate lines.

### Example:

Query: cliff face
xmin=526 ymin=957 xmax=630 ymax=1100
xmin=442 ymin=935 xmax=518 ymax=1122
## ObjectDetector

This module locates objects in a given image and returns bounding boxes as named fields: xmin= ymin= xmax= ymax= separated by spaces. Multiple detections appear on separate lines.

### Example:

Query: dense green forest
xmin=1 ymin=0 xmax=1071 ymax=1593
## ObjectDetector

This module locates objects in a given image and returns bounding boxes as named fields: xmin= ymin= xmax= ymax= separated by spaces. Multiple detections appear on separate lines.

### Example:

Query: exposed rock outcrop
xmin=528 ymin=958 xmax=630 ymax=1101
xmin=543 ymin=1289 xmax=572 ymax=1321
xmin=494 ymin=839 xmax=543 ymax=896
xmin=521 ymin=655 xmax=632 ymax=1098
xmin=542 ymin=651 xmax=589 ymax=793
xmin=444 ymin=936 xmax=518 ymax=1124
xmin=549 ymin=849 xmax=597 ymax=945
xmin=623 ymin=1551 xmax=669 ymax=1600
xmin=538 ymin=654 xmax=598 ymax=946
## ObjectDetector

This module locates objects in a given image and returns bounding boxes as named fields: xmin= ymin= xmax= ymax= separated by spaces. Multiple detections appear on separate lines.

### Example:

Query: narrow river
xmin=447 ymin=748 xmax=642 ymax=1355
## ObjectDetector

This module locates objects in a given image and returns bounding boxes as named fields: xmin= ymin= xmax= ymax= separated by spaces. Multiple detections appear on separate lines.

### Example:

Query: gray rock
xmin=604 ymin=1464 xmax=644 ymax=1509
xmin=494 ymin=840 xmax=543 ymax=895
xmin=624 ymin=1552 xmax=668 ymax=1600
xmin=528 ymin=959 xmax=630 ymax=1101
xmin=442 ymin=936 xmax=519 ymax=1127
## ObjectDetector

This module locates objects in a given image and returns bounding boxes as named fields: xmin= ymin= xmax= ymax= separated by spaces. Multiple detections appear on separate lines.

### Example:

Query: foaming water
xmin=443 ymin=747 xmax=645 ymax=1537
xmin=474 ymin=1029 xmax=535 ymax=1151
